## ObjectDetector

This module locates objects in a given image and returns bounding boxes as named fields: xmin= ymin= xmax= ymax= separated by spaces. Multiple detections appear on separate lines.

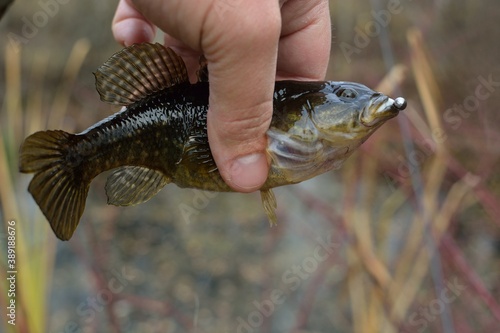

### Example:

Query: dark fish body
xmin=19 ymin=43 xmax=406 ymax=240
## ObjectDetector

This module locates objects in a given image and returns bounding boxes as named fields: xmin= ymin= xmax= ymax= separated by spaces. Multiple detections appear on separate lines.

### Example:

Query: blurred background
xmin=1 ymin=0 xmax=500 ymax=332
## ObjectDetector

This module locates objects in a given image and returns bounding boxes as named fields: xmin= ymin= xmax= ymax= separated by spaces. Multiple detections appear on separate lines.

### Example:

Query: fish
xmin=19 ymin=43 xmax=407 ymax=241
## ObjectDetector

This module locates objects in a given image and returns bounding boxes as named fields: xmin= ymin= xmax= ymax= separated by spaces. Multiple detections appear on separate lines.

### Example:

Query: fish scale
xmin=19 ymin=43 xmax=406 ymax=241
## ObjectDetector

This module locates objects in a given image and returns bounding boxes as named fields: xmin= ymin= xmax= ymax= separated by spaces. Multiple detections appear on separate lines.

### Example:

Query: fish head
xmin=310 ymin=81 xmax=406 ymax=143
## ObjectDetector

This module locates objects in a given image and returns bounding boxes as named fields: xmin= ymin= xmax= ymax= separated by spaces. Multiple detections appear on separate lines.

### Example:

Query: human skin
xmin=112 ymin=0 xmax=331 ymax=192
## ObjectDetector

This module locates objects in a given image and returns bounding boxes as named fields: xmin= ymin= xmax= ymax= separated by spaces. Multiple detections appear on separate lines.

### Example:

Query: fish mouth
xmin=361 ymin=94 xmax=407 ymax=127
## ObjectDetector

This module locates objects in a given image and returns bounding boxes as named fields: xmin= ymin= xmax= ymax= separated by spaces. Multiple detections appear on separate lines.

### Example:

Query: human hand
xmin=112 ymin=0 xmax=331 ymax=192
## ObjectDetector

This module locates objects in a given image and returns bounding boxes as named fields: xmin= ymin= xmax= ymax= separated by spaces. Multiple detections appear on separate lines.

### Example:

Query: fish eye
xmin=336 ymin=88 xmax=358 ymax=99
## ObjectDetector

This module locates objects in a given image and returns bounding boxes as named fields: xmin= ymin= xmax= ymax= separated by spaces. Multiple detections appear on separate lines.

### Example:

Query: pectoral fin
xmin=260 ymin=189 xmax=277 ymax=226
xmin=106 ymin=166 xmax=170 ymax=206
xmin=178 ymin=132 xmax=218 ymax=173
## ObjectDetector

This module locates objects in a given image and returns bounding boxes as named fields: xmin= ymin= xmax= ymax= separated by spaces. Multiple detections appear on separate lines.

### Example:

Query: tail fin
xmin=19 ymin=130 xmax=89 ymax=241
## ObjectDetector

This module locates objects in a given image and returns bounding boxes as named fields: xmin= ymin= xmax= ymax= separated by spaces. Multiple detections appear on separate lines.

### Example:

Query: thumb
xmin=204 ymin=2 xmax=281 ymax=192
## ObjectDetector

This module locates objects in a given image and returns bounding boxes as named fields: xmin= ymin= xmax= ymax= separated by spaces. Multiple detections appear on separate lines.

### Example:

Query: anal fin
xmin=260 ymin=189 xmax=278 ymax=226
xmin=106 ymin=166 xmax=170 ymax=206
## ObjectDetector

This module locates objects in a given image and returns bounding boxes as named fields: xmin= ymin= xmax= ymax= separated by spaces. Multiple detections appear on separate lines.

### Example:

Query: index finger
xmin=277 ymin=0 xmax=331 ymax=80
xmin=112 ymin=0 xmax=156 ymax=46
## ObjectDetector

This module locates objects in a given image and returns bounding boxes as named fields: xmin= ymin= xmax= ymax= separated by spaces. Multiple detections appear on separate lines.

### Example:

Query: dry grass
xmin=0 ymin=39 xmax=90 ymax=332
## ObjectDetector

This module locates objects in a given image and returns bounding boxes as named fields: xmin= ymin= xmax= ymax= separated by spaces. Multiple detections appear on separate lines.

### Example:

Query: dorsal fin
xmin=94 ymin=43 xmax=189 ymax=106
xmin=197 ymin=54 xmax=209 ymax=82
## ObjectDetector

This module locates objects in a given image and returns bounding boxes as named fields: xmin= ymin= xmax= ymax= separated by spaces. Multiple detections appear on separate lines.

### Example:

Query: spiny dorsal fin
xmin=105 ymin=166 xmax=170 ymax=206
xmin=94 ymin=43 xmax=189 ymax=106
xmin=197 ymin=54 xmax=209 ymax=82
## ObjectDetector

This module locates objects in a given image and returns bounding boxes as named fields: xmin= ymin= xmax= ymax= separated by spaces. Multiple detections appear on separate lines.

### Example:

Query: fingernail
xmin=228 ymin=153 xmax=268 ymax=192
